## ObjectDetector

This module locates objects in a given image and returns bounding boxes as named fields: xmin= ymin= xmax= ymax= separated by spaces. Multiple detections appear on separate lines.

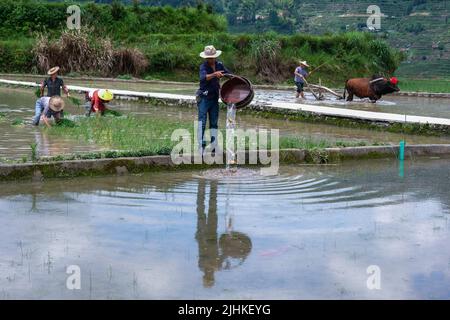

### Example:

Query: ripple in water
xmin=193 ymin=168 xmax=261 ymax=180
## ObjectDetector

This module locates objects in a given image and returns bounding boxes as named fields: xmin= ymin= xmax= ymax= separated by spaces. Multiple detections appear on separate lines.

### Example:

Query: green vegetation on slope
xmin=98 ymin=0 xmax=449 ymax=79
xmin=0 ymin=0 xmax=227 ymax=37
xmin=0 ymin=1 xmax=402 ymax=85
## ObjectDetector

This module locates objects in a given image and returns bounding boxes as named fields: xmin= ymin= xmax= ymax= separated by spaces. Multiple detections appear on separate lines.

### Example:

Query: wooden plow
xmin=303 ymin=78 xmax=344 ymax=101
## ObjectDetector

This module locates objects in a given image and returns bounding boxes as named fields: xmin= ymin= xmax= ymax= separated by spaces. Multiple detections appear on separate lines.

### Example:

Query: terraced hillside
xmin=129 ymin=0 xmax=450 ymax=79
xmin=288 ymin=0 xmax=450 ymax=78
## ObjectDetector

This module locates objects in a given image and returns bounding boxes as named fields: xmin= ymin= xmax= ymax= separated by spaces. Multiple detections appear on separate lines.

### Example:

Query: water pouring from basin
xmin=220 ymin=75 xmax=254 ymax=170
xmin=225 ymin=103 xmax=237 ymax=170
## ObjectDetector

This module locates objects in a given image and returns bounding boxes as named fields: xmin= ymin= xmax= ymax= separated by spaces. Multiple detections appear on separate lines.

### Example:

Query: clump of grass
xmin=33 ymin=28 xmax=148 ymax=77
xmin=113 ymin=48 xmax=148 ymax=76
xmin=250 ymin=37 xmax=284 ymax=83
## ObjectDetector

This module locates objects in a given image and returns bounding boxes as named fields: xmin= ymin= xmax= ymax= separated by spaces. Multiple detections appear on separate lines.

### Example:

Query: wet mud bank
xmin=1 ymin=145 xmax=450 ymax=181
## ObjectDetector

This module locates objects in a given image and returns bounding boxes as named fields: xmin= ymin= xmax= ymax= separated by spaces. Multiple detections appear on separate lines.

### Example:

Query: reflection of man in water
xmin=196 ymin=180 xmax=252 ymax=288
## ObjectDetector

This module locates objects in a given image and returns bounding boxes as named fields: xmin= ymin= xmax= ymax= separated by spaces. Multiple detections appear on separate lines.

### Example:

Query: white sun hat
xmin=299 ymin=60 xmax=310 ymax=67
xmin=47 ymin=66 xmax=60 ymax=75
xmin=200 ymin=45 xmax=222 ymax=59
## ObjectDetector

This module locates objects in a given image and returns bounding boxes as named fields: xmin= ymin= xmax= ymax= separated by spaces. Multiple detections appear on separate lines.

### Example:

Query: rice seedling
xmin=104 ymin=109 xmax=123 ymax=117
xmin=56 ymin=119 xmax=76 ymax=128
xmin=11 ymin=118 xmax=24 ymax=126
xmin=47 ymin=115 xmax=371 ymax=157
xmin=30 ymin=143 xmax=38 ymax=162
xmin=68 ymin=96 xmax=82 ymax=106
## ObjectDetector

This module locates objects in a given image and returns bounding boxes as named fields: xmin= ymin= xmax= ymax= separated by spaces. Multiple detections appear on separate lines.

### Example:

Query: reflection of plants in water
xmin=30 ymin=143 xmax=38 ymax=162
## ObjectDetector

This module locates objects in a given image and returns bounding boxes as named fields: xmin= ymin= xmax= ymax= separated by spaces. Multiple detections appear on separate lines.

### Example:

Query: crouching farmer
xmin=32 ymin=96 xmax=65 ymax=127
xmin=84 ymin=89 xmax=114 ymax=116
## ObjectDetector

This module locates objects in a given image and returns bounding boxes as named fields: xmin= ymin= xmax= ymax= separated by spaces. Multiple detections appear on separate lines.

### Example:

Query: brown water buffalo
xmin=344 ymin=75 xmax=399 ymax=103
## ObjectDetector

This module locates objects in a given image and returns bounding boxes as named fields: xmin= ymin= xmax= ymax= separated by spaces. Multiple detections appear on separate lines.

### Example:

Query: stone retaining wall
xmin=1 ymin=145 xmax=449 ymax=182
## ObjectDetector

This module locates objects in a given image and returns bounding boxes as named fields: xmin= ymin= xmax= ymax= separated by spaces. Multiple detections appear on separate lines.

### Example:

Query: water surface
xmin=0 ymin=159 xmax=449 ymax=299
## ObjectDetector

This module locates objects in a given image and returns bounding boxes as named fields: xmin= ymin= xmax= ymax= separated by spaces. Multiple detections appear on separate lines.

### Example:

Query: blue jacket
xmin=197 ymin=60 xmax=230 ymax=100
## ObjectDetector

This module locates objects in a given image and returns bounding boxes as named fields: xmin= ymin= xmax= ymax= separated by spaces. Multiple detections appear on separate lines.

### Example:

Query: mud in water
xmin=0 ymin=158 xmax=449 ymax=299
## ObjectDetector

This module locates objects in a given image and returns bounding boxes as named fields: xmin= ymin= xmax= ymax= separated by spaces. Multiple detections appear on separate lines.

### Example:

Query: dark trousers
xmin=295 ymin=81 xmax=305 ymax=93
xmin=197 ymin=97 xmax=219 ymax=149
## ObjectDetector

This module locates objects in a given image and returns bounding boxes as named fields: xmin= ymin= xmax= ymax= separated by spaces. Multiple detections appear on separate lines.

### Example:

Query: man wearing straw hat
xmin=196 ymin=45 xmax=231 ymax=153
xmin=294 ymin=60 xmax=309 ymax=99
xmin=40 ymin=66 xmax=70 ymax=98
xmin=32 ymin=96 xmax=65 ymax=127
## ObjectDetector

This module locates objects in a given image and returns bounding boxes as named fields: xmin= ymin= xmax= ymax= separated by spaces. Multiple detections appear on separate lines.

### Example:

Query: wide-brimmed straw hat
xmin=49 ymin=96 xmax=65 ymax=112
xmin=299 ymin=60 xmax=309 ymax=67
xmin=98 ymin=89 xmax=114 ymax=101
xmin=200 ymin=45 xmax=222 ymax=59
xmin=47 ymin=66 xmax=60 ymax=75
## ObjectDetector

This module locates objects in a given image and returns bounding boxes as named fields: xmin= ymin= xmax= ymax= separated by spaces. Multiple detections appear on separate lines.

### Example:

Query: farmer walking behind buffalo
xmin=294 ymin=61 xmax=309 ymax=99
xmin=344 ymin=75 xmax=399 ymax=103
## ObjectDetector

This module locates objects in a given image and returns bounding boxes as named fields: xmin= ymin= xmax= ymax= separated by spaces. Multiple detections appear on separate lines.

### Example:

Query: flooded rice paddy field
xmin=1 ymin=87 xmax=450 ymax=161
xmin=3 ymin=75 xmax=450 ymax=118
xmin=0 ymin=158 xmax=449 ymax=299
